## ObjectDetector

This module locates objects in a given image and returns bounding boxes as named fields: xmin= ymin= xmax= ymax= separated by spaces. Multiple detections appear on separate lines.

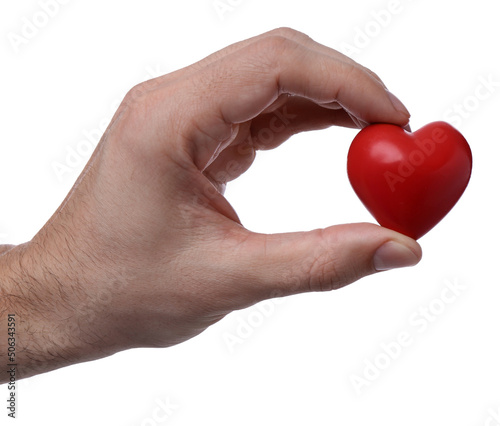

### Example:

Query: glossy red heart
xmin=347 ymin=121 xmax=472 ymax=240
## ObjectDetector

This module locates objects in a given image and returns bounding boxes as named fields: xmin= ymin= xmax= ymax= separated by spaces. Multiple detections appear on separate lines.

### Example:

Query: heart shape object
xmin=347 ymin=121 xmax=472 ymax=240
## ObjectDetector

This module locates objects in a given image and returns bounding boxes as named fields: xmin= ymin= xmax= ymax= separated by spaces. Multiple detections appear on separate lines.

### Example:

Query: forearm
xmin=0 ymin=242 xmax=120 ymax=384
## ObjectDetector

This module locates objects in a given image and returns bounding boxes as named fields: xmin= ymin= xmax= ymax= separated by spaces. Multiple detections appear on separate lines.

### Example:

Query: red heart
xmin=347 ymin=121 xmax=472 ymax=240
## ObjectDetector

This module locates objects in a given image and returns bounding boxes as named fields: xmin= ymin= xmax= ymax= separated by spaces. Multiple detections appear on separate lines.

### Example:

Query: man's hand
xmin=0 ymin=28 xmax=421 ymax=383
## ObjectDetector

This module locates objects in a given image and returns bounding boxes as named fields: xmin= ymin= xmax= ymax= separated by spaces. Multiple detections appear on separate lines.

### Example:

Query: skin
xmin=0 ymin=28 xmax=421 ymax=384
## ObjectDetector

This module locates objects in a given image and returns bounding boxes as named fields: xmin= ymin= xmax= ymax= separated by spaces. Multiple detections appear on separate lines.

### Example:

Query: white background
xmin=1 ymin=0 xmax=499 ymax=425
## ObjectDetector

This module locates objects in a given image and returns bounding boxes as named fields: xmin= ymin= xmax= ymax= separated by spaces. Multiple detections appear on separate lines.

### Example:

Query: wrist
xmin=0 ymin=238 xmax=122 ymax=383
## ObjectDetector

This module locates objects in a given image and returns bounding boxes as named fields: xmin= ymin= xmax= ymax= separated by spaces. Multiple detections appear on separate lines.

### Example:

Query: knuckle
xmin=111 ymin=86 xmax=151 ymax=147
xmin=123 ymin=82 xmax=149 ymax=106
xmin=304 ymin=252 xmax=344 ymax=292
xmin=106 ymin=81 xmax=177 ymax=158
xmin=268 ymin=27 xmax=312 ymax=44
xmin=117 ymin=81 xmax=169 ymax=136
xmin=300 ymin=231 xmax=362 ymax=292
xmin=117 ymin=83 xmax=153 ymax=132
xmin=341 ymin=62 xmax=361 ymax=81
xmin=268 ymin=26 xmax=300 ymax=39
xmin=255 ymin=34 xmax=297 ymax=62
xmin=363 ymin=66 xmax=384 ymax=85
xmin=331 ymin=63 xmax=362 ymax=100
xmin=122 ymin=77 xmax=165 ymax=113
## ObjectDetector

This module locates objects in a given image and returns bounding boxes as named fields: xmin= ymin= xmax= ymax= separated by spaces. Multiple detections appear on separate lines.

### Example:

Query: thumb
xmin=238 ymin=223 xmax=422 ymax=299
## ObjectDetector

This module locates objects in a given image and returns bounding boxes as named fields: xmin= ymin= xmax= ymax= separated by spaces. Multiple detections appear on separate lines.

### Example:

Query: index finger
xmin=151 ymin=27 xmax=388 ymax=91
xmin=154 ymin=30 xmax=411 ymax=169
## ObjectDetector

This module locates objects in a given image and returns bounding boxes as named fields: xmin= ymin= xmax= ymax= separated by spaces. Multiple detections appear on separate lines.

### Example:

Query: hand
xmin=0 ymin=28 xmax=421 ymax=381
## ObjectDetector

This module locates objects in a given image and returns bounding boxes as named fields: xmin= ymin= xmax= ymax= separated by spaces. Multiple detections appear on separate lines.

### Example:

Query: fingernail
xmin=386 ymin=90 xmax=411 ymax=118
xmin=373 ymin=241 xmax=420 ymax=271
xmin=404 ymin=123 xmax=412 ymax=132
